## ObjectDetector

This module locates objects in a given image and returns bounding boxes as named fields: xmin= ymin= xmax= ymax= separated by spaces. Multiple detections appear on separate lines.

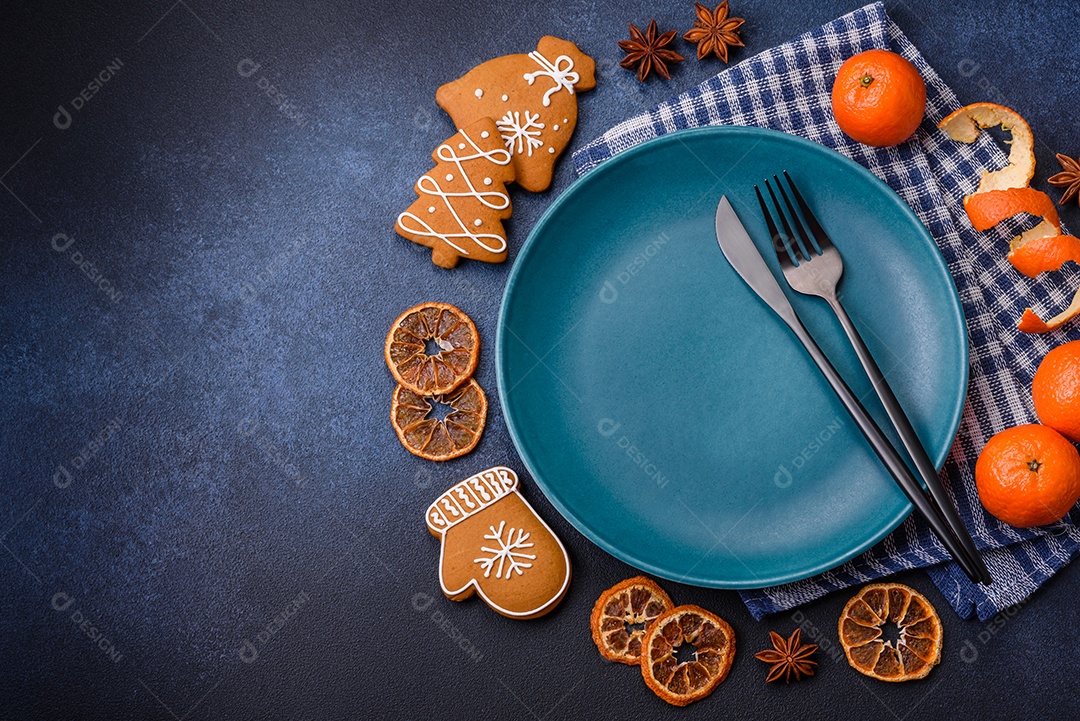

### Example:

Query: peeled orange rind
xmin=838 ymin=583 xmax=942 ymax=682
xmin=1008 ymin=234 xmax=1080 ymax=278
xmin=590 ymin=576 xmax=674 ymax=665
xmin=938 ymin=102 xmax=1035 ymax=193
xmin=640 ymin=605 xmax=735 ymax=707
xmin=942 ymin=103 xmax=1080 ymax=333
xmin=964 ymin=187 xmax=1062 ymax=255
xmin=1012 ymin=221 xmax=1067 ymax=254
xmin=385 ymin=302 xmax=479 ymax=396
xmin=963 ymin=187 xmax=1060 ymax=233
xmin=390 ymin=378 xmax=487 ymax=461
xmin=1018 ymin=287 xmax=1080 ymax=334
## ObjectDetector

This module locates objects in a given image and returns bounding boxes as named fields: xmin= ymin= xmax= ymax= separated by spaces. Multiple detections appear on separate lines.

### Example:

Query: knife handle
xmin=783 ymin=314 xmax=989 ymax=585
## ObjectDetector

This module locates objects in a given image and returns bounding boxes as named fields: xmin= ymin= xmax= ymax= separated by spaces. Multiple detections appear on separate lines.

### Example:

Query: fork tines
xmin=755 ymin=172 xmax=830 ymax=267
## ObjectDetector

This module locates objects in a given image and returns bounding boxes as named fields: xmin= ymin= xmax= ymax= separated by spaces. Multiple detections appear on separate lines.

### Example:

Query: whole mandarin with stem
xmin=975 ymin=424 xmax=1080 ymax=528
xmin=831 ymin=49 xmax=926 ymax=147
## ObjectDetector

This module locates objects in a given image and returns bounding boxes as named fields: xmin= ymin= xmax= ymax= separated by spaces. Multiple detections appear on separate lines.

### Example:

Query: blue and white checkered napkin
xmin=573 ymin=2 xmax=1080 ymax=620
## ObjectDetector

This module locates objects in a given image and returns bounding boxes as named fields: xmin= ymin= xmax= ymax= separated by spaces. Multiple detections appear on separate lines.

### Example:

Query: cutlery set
xmin=715 ymin=173 xmax=991 ymax=585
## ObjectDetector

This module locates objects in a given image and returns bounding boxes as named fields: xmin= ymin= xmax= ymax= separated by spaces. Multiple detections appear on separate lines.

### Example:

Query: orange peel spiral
xmin=940 ymin=102 xmax=1080 ymax=333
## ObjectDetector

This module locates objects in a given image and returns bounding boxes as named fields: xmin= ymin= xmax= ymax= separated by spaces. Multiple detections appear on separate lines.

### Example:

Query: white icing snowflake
xmin=473 ymin=521 xmax=536 ymax=579
xmin=497 ymin=110 xmax=545 ymax=156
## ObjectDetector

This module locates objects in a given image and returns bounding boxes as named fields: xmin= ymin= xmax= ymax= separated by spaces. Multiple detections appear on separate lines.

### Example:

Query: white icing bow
xmin=523 ymin=51 xmax=579 ymax=107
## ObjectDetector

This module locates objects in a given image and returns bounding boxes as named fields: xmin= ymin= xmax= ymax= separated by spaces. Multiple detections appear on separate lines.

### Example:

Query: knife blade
xmin=714 ymin=195 xmax=799 ymax=329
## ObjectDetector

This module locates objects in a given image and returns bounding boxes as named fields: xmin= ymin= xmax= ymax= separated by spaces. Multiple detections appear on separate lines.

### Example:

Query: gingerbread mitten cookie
xmin=436 ymin=36 xmax=596 ymax=192
xmin=426 ymin=466 xmax=571 ymax=619
xmin=396 ymin=117 xmax=515 ymax=268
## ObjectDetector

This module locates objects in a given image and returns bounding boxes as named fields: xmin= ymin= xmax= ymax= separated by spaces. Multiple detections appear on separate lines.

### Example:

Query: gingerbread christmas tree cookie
xmin=396 ymin=117 xmax=515 ymax=268
xmin=426 ymin=466 xmax=571 ymax=619
xmin=437 ymin=36 xmax=596 ymax=193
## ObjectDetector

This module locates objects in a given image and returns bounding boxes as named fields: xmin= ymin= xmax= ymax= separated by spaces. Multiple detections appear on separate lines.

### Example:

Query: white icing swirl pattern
xmin=523 ymin=51 xmax=579 ymax=107
xmin=397 ymin=129 xmax=511 ymax=257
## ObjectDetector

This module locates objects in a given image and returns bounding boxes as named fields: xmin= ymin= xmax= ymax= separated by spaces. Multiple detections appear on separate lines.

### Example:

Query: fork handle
xmin=782 ymin=312 xmax=991 ymax=585
xmin=826 ymin=299 xmax=992 ymax=584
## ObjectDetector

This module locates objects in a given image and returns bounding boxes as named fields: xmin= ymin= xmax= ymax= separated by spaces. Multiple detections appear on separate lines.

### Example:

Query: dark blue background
xmin=2 ymin=1 xmax=1079 ymax=718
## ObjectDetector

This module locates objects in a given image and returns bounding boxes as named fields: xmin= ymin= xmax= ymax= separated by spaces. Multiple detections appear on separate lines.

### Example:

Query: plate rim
xmin=496 ymin=125 xmax=970 ymax=588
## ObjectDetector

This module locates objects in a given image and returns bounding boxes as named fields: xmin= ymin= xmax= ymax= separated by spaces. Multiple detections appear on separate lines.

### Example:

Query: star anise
xmin=683 ymin=1 xmax=745 ymax=62
xmin=754 ymin=628 xmax=818 ymax=683
xmin=1048 ymin=153 xmax=1080 ymax=206
xmin=618 ymin=20 xmax=685 ymax=81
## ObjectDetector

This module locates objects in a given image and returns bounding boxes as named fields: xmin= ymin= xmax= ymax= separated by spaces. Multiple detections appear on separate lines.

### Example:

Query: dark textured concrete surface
xmin=2 ymin=1 xmax=1079 ymax=719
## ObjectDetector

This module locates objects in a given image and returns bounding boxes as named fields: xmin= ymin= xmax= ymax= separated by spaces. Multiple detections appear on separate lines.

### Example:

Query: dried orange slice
xmin=390 ymin=378 xmax=486 ymax=461
xmin=1018 ymin=287 xmax=1080 ymax=334
xmin=938 ymin=102 xmax=1035 ymax=193
xmin=1008 ymin=234 xmax=1080 ymax=278
xmin=385 ymin=302 xmax=479 ymax=396
xmin=838 ymin=583 xmax=942 ymax=682
xmin=590 ymin=576 xmax=674 ymax=665
xmin=640 ymin=605 xmax=735 ymax=706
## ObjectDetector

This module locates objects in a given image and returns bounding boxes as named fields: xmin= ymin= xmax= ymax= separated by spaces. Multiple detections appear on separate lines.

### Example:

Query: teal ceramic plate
xmin=497 ymin=126 xmax=968 ymax=588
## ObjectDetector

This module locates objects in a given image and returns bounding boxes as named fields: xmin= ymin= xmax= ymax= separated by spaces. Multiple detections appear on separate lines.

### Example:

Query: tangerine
xmin=831 ymin=49 xmax=926 ymax=147
xmin=1034 ymin=342 xmax=1080 ymax=443
xmin=975 ymin=424 xmax=1080 ymax=527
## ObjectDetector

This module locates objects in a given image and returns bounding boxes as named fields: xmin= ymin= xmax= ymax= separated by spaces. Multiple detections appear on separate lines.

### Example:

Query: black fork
xmin=757 ymin=171 xmax=992 ymax=585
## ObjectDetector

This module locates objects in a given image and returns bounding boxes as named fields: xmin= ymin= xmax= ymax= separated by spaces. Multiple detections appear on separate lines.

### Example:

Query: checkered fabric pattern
xmin=572 ymin=2 xmax=1080 ymax=620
